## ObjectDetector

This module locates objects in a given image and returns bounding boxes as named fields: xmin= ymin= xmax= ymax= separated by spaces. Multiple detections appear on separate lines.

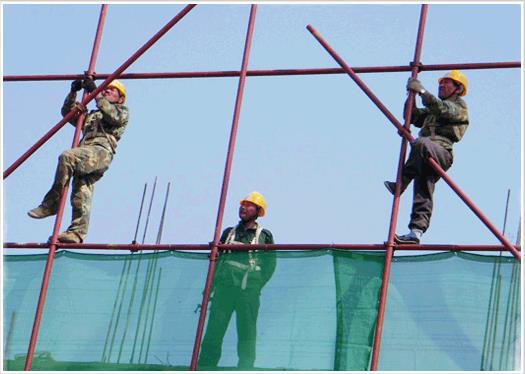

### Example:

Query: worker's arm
xmin=259 ymin=229 xmax=276 ymax=287
xmin=421 ymin=92 xmax=468 ymax=122
xmin=61 ymin=80 xmax=85 ymax=126
xmin=95 ymin=96 xmax=129 ymax=128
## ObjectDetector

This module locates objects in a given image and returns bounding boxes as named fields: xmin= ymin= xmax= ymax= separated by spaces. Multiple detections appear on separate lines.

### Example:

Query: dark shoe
xmin=28 ymin=205 xmax=56 ymax=219
xmin=394 ymin=233 xmax=420 ymax=245
xmin=384 ymin=181 xmax=396 ymax=195
xmin=55 ymin=231 xmax=83 ymax=243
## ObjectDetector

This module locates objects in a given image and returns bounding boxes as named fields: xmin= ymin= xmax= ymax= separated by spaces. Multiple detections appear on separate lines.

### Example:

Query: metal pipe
xmin=190 ymin=5 xmax=258 ymax=370
xmin=3 ymin=242 xmax=521 ymax=252
xmin=371 ymin=5 xmax=428 ymax=371
xmin=24 ymin=5 xmax=108 ymax=370
xmin=3 ymin=61 xmax=520 ymax=82
xmin=426 ymin=157 xmax=521 ymax=260
xmin=306 ymin=24 xmax=521 ymax=261
xmin=4 ymin=4 xmax=196 ymax=179
xmin=133 ymin=184 xmax=148 ymax=243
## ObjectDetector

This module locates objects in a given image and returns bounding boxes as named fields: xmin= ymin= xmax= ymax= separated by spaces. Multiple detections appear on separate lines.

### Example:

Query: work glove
xmin=406 ymin=77 xmax=425 ymax=94
xmin=70 ymin=79 xmax=83 ymax=92
xmin=82 ymin=77 xmax=97 ymax=93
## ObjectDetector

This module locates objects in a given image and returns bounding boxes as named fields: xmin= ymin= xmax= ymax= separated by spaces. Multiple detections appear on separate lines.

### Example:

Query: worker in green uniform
xmin=199 ymin=191 xmax=276 ymax=370
xmin=385 ymin=70 xmax=469 ymax=244
xmin=28 ymin=77 xmax=129 ymax=243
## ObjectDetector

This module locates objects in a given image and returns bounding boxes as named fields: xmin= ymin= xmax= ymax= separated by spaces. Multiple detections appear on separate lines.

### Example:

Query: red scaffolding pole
xmin=371 ymin=5 xmax=428 ymax=370
xmin=20 ymin=4 xmax=197 ymax=370
xmin=3 ymin=61 xmax=520 ymax=82
xmin=23 ymin=5 xmax=108 ymax=370
xmin=189 ymin=5 xmax=258 ymax=370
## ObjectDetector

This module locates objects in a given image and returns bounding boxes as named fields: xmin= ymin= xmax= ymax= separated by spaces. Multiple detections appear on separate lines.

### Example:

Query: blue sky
xmin=2 ymin=3 xmax=522 ymax=254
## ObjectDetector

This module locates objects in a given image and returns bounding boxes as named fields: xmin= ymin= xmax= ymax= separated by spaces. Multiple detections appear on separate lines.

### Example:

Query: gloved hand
xmin=71 ymin=79 xmax=83 ymax=92
xmin=406 ymin=77 xmax=425 ymax=94
xmin=82 ymin=77 xmax=97 ymax=93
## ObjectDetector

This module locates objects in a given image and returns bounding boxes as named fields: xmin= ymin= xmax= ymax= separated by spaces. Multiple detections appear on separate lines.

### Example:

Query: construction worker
xmin=199 ymin=191 xmax=276 ymax=370
xmin=384 ymin=70 xmax=469 ymax=244
xmin=27 ymin=77 xmax=129 ymax=243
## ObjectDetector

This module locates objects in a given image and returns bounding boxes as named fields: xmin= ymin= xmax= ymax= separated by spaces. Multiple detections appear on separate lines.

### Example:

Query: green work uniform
xmin=199 ymin=222 xmax=276 ymax=370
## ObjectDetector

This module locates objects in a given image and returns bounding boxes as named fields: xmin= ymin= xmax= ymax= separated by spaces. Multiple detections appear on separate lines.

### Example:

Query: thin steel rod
xmin=24 ymin=5 xmax=108 ymax=370
xmin=190 ymin=5 xmax=258 ymax=370
xmin=371 ymin=5 xmax=428 ymax=371
xmin=500 ymin=258 xmax=518 ymax=369
xmin=4 ymin=4 xmax=196 ymax=180
xmin=144 ymin=267 xmax=162 ymax=363
xmin=3 ymin=61 xmax=520 ymax=82
xmin=3 ymin=242 xmax=521 ymax=252
xmin=156 ymin=183 xmax=171 ymax=244
xmin=126 ymin=178 xmax=158 ymax=363
xmin=502 ymin=189 xmax=511 ymax=237
xmin=141 ymin=177 xmax=158 ymax=245
xmin=133 ymin=184 xmax=148 ymax=243
xmin=306 ymin=24 xmax=521 ymax=261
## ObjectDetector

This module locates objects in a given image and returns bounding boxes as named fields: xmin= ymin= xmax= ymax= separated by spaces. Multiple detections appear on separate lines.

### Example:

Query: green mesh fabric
xmin=379 ymin=252 xmax=521 ymax=371
xmin=3 ymin=250 xmax=520 ymax=371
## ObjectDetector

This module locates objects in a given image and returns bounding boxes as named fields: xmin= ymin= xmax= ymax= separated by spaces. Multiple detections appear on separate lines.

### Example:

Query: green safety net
xmin=2 ymin=249 xmax=520 ymax=371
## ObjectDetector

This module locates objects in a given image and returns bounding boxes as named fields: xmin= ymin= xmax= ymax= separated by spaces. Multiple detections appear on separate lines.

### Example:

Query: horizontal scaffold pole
xmin=3 ymin=4 xmax=196 ymax=180
xmin=2 ymin=242 xmax=520 ymax=252
xmin=306 ymin=24 xmax=521 ymax=262
xmin=3 ymin=61 xmax=520 ymax=82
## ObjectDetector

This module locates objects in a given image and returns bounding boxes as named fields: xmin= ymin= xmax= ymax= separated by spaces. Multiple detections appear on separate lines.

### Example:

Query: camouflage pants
xmin=41 ymin=145 xmax=113 ymax=241
xmin=401 ymin=137 xmax=453 ymax=233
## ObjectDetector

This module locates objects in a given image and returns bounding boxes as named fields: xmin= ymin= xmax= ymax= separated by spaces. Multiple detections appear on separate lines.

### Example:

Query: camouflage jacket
xmin=411 ymin=92 xmax=469 ymax=153
xmin=62 ymin=91 xmax=129 ymax=154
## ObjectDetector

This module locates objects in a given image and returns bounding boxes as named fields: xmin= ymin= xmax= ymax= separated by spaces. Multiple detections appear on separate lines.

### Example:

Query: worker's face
xmin=102 ymin=86 xmax=123 ymax=104
xmin=239 ymin=202 xmax=259 ymax=222
xmin=438 ymin=78 xmax=460 ymax=99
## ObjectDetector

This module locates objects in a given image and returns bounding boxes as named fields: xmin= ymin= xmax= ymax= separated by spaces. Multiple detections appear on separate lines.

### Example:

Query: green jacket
xmin=214 ymin=222 xmax=276 ymax=291
xmin=411 ymin=92 xmax=469 ymax=153
xmin=62 ymin=91 xmax=129 ymax=154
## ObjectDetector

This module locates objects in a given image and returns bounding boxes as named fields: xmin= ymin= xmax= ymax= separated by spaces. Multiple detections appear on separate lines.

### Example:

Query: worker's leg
xmin=408 ymin=138 xmax=452 ymax=233
xmin=199 ymin=287 xmax=236 ymax=369
xmin=236 ymin=289 xmax=261 ymax=369
xmin=40 ymin=146 xmax=111 ymax=211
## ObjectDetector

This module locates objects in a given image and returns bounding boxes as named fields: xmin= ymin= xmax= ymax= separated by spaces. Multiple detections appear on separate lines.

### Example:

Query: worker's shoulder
xmin=259 ymin=228 xmax=274 ymax=243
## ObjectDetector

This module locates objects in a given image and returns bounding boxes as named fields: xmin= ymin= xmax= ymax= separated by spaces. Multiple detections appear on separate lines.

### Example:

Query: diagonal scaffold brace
xmin=306 ymin=24 xmax=521 ymax=262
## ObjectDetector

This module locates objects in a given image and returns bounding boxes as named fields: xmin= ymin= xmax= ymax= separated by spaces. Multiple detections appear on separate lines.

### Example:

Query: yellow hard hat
xmin=108 ymin=80 xmax=127 ymax=103
xmin=240 ymin=191 xmax=267 ymax=217
xmin=438 ymin=70 xmax=467 ymax=96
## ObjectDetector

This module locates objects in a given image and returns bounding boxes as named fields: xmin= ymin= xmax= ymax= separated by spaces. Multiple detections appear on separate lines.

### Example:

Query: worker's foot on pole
xmin=394 ymin=230 xmax=422 ymax=245
xmin=27 ymin=205 xmax=57 ymax=219
xmin=50 ymin=231 xmax=83 ymax=244
xmin=384 ymin=181 xmax=396 ymax=195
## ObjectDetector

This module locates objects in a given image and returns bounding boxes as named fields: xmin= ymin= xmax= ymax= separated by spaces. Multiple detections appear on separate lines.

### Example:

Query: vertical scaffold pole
xmin=370 ymin=5 xmax=428 ymax=370
xmin=24 ymin=5 xmax=109 ymax=370
xmin=189 ymin=5 xmax=258 ymax=370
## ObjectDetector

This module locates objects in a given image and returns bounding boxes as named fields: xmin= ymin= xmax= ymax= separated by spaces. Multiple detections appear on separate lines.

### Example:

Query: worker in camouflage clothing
xmin=28 ymin=77 xmax=129 ymax=243
xmin=199 ymin=192 xmax=276 ymax=370
xmin=384 ymin=70 xmax=469 ymax=244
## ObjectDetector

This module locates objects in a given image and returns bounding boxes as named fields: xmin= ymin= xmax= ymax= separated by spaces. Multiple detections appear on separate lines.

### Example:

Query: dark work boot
xmin=384 ymin=181 xmax=396 ymax=195
xmin=27 ymin=205 xmax=57 ymax=219
xmin=55 ymin=231 xmax=83 ymax=243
